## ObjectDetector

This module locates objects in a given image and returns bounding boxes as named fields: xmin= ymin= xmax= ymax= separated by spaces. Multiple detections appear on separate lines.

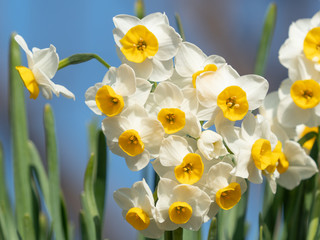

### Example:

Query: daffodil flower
xmin=197 ymin=130 xmax=228 ymax=160
xmin=113 ymin=12 xmax=182 ymax=82
xmin=113 ymin=179 xmax=163 ymax=238
xmin=195 ymin=64 xmax=268 ymax=128
xmin=15 ymin=34 xmax=74 ymax=100
xmin=102 ymin=104 xmax=165 ymax=171
xmin=154 ymin=135 xmax=204 ymax=185
xmin=277 ymin=78 xmax=320 ymax=127
xmin=279 ymin=11 xmax=320 ymax=77
xmin=202 ymin=160 xmax=247 ymax=219
xmin=273 ymin=140 xmax=318 ymax=190
xmin=145 ymin=81 xmax=201 ymax=138
xmin=217 ymin=112 xmax=279 ymax=193
xmin=85 ymin=64 xmax=151 ymax=117
xmin=155 ymin=178 xmax=211 ymax=231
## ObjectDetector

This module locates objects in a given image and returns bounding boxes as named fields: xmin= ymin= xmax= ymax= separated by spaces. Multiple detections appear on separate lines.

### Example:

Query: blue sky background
xmin=0 ymin=0 xmax=319 ymax=239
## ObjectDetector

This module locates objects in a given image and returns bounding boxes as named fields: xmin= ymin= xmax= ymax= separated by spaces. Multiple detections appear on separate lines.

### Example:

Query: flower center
xmin=16 ymin=66 xmax=39 ymax=99
xmin=95 ymin=85 xmax=124 ymax=117
xmin=273 ymin=141 xmax=289 ymax=174
xmin=217 ymin=86 xmax=249 ymax=121
xmin=174 ymin=153 xmax=204 ymax=185
xmin=118 ymin=129 xmax=144 ymax=156
xmin=168 ymin=201 xmax=193 ymax=224
xmin=215 ymin=182 xmax=241 ymax=210
xmin=251 ymin=139 xmax=278 ymax=172
xmin=157 ymin=108 xmax=186 ymax=134
xmin=125 ymin=207 xmax=150 ymax=230
xmin=120 ymin=25 xmax=159 ymax=63
xmin=192 ymin=64 xmax=218 ymax=88
xmin=303 ymin=27 xmax=320 ymax=62
xmin=290 ymin=79 xmax=320 ymax=109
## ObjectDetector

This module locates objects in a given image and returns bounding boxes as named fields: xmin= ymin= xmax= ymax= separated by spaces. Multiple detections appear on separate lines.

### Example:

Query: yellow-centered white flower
xmin=113 ymin=179 xmax=163 ymax=238
xmin=202 ymin=160 xmax=247 ymax=219
xmin=273 ymin=140 xmax=318 ymax=190
xmin=217 ymin=112 xmax=279 ymax=193
xmin=195 ymin=65 xmax=268 ymax=128
xmin=113 ymin=13 xmax=182 ymax=82
xmin=277 ymin=78 xmax=320 ymax=128
xmin=85 ymin=64 xmax=151 ymax=117
xmin=102 ymin=104 xmax=165 ymax=171
xmin=155 ymin=178 xmax=211 ymax=231
xmin=154 ymin=135 xmax=204 ymax=185
xmin=14 ymin=34 xmax=74 ymax=100
xmin=145 ymin=81 xmax=201 ymax=138
xmin=279 ymin=11 xmax=320 ymax=78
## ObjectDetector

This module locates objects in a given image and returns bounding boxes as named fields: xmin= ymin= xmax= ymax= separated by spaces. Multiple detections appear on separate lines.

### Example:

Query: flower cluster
xmin=15 ymin=11 xmax=319 ymax=239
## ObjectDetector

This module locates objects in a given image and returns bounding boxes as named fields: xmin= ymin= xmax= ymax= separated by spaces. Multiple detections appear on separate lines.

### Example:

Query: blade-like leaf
xmin=44 ymin=104 xmax=64 ymax=240
xmin=207 ymin=218 xmax=217 ymax=240
xmin=254 ymin=3 xmax=277 ymax=76
xmin=135 ymin=0 xmax=145 ymax=19
xmin=9 ymin=33 xmax=33 ymax=239
xmin=175 ymin=13 xmax=185 ymax=41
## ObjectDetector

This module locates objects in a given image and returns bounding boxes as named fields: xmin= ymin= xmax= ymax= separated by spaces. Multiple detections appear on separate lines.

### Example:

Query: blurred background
xmin=0 ymin=0 xmax=319 ymax=239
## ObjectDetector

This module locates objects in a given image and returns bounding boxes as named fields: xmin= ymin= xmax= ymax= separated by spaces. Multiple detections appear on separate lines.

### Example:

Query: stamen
xmin=136 ymin=37 xmax=147 ymax=51
xmin=183 ymin=163 xmax=193 ymax=173
xmin=226 ymin=96 xmax=239 ymax=108
xmin=166 ymin=114 xmax=176 ymax=125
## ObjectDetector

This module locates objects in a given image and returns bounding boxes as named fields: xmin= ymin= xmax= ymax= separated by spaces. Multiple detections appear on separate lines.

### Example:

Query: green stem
xmin=58 ymin=53 xmax=111 ymax=70
xmin=173 ymin=228 xmax=183 ymax=240
xmin=175 ymin=13 xmax=185 ymax=41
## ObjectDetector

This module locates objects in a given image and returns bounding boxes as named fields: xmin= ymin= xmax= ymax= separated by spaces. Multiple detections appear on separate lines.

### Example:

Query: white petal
xmin=113 ymin=14 xmax=140 ymax=35
xmin=85 ymin=83 xmax=104 ymax=115
xmin=237 ymin=75 xmax=269 ymax=110
xmin=277 ymin=96 xmax=311 ymax=127
xmin=181 ymin=112 xmax=201 ymax=139
xmin=278 ymin=78 xmax=292 ymax=100
xmin=125 ymin=151 xmax=150 ymax=171
xmin=53 ymin=84 xmax=75 ymax=100
xmin=32 ymin=44 xmax=59 ymax=79
xmin=113 ymin=188 xmax=135 ymax=210
xmin=102 ymin=67 xmax=117 ymax=85
xmin=154 ymin=81 xmax=184 ymax=108
xmin=159 ymin=135 xmax=189 ymax=166
xmin=149 ymin=58 xmax=173 ymax=82
xmin=151 ymin=24 xmax=181 ymax=61
xmin=14 ymin=34 xmax=34 ymax=67
xmin=207 ymin=162 xmax=233 ymax=192
xmin=174 ymin=42 xmax=207 ymax=77
xmin=142 ymin=12 xmax=169 ymax=28
xmin=113 ymin=64 xmax=136 ymax=96
xmin=139 ymin=118 xmax=165 ymax=157
xmin=127 ymin=78 xmax=152 ymax=106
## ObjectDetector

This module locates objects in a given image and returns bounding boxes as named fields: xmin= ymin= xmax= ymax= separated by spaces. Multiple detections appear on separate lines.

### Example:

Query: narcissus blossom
xmin=277 ymin=78 xmax=320 ymax=128
xmin=218 ymin=113 xmax=279 ymax=193
xmin=155 ymin=178 xmax=211 ymax=231
xmin=85 ymin=64 xmax=151 ymax=117
xmin=273 ymin=140 xmax=318 ymax=190
xmin=279 ymin=11 xmax=320 ymax=77
xmin=113 ymin=13 xmax=182 ymax=82
xmin=102 ymin=104 xmax=165 ymax=171
xmin=195 ymin=65 xmax=268 ymax=128
xmin=197 ymin=130 xmax=228 ymax=160
xmin=113 ymin=179 xmax=163 ymax=238
xmin=15 ymin=34 xmax=74 ymax=100
xmin=202 ymin=160 xmax=247 ymax=219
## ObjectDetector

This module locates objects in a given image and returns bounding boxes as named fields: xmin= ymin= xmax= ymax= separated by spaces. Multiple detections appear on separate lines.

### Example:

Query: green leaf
xmin=259 ymin=213 xmax=272 ymax=240
xmin=80 ymin=193 xmax=96 ymax=240
xmin=38 ymin=213 xmax=49 ymax=240
xmin=79 ymin=210 xmax=89 ymax=240
xmin=207 ymin=218 xmax=217 ymax=240
xmin=44 ymin=104 xmax=65 ymax=240
xmin=183 ymin=228 xmax=201 ymax=240
xmin=94 ymin=131 xmax=108 ymax=222
xmin=23 ymin=214 xmax=35 ymax=240
xmin=254 ymin=3 xmax=277 ymax=76
xmin=175 ymin=13 xmax=185 ymax=41
xmin=307 ymin=190 xmax=320 ymax=240
xmin=9 ymin=33 xmax=34 ymax=239
xmin=135 ymin=0 xmax=145 ymax=19
xmin=173 ymin=228 xmax=183 ymax=240
xmin=58 ymin=53 xmax=110 ymax=70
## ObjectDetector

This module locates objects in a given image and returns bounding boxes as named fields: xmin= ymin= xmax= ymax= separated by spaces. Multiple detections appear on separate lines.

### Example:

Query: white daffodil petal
xmin=159 ymin=135 xmax=189 ymax=166
xmin=128 ymin=78 xmax=152 ymax=106
xmin=142 ymin=12 xmax=169 ymax=28
xmin=149 ymin=58 xmax=173 ymax=82
xmin=174 ymin=42 xmax=207 ymax=77
xmin=113 ymin=14 xmax=141 ymax=34
xmin=154 ymin=81 xmax=184 ymax=108
xmin=14 ymin=34 xmax=34 ymax=67
xmin=113 ymin=64 xmax=136 ymax=96
xmin=125 ymin=151 xmax=150 ymax=171
xmin=32 ymin=45 xmax=59 ymax=79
